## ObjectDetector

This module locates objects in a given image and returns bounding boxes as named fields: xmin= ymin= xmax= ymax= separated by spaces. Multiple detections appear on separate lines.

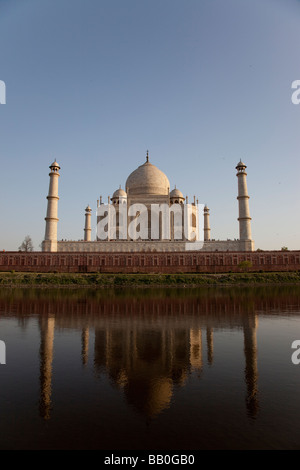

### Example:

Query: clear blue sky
xmin=0 ymin=0 xmax=299 ymax=251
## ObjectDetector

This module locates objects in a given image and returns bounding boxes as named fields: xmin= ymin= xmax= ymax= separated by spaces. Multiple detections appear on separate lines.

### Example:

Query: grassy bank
xmin=0 ymin=271 xmax=300 ymax=288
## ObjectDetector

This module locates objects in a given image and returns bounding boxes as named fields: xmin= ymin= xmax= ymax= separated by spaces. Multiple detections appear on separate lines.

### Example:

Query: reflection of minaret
xmin=243 ymin=314 xmax=259 ymax=418
xmin=81 ymin=327 xmax=89 ymax=366
xmin=206 ymin=327 xmax=214 ymax=365
xmin=39 ymin=317 xmax=55 ymax=420
xmin=190 ymin=329 xmax=203 ymax=373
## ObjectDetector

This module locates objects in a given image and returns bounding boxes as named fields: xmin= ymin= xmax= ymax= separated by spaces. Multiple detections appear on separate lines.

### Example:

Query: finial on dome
xmin=146 ymin=150 xmax=149 ymax=163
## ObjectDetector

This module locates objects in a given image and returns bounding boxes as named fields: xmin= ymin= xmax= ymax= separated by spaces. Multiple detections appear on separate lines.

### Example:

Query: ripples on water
xmin=0 ymin=286 xmax=300 ymax=449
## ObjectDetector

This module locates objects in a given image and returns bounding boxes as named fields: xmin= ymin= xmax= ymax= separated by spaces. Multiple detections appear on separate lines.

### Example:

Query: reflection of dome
xmin=125 ymin=377 xmax=173 ymax=418
xmin=126 ymin=160 xmax=170 ymax=196
xmin=146 ymin=378 xmax=173 ymax=417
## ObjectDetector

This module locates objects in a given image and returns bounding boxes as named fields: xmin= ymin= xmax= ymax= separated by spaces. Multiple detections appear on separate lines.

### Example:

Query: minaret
xmin=236 ymin=160 xmax=253 ymax=249
xmin=203 ymin=205 xmax=211 ymax=241
xmin=84 ymin=205 xmax=92 ymax=241
xmin=43 ymin=161 xmax=60 ymax=252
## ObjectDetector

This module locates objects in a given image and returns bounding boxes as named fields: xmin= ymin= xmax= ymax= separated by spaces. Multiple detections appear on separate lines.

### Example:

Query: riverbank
xmin=1 ymin=271 xmax=300 ymax=288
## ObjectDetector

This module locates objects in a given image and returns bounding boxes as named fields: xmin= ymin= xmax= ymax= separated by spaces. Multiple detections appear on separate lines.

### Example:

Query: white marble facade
xmin=42 ymin=154 xmax=254 ymax=252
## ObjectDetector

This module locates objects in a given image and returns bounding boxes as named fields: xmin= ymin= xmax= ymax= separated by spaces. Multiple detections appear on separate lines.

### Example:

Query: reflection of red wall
xmin=1 ymin=292 xmax=300 ymax=319
xmin=0 ymin=250 xmax=300 ymax=273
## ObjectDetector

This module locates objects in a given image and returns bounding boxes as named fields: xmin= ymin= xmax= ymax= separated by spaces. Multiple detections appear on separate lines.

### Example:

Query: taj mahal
xmin=41 ymin=152 xmax=254 ymax=253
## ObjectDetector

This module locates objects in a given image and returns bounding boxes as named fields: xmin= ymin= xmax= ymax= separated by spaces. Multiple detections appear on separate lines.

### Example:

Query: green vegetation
xmin=238 ymin=260 xmax=253 ymax=272
xmin=0 ymin=271 xmax=300 ymax=288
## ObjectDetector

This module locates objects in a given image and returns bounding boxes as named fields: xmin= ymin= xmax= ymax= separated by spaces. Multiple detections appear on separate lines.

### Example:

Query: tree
xmin=281 ymin=246 xmax=289 ymax=251
xmin=19 ymin=236 xmax=34 ymax=252
xmin=238 ymin=260 xmax=253 ymax=272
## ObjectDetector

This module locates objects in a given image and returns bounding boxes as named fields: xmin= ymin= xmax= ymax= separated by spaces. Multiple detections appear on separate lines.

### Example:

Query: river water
xmin=0 ymin=286 xmax=299 ymax=450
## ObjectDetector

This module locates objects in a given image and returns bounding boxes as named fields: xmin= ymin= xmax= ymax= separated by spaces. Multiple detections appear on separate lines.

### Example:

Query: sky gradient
xmin=0 ymin=0 xmax=299 ymax=251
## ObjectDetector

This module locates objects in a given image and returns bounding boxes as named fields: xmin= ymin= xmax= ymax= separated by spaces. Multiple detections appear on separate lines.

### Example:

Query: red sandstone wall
xmin=0 ymin=251 xmax=299 ymax=273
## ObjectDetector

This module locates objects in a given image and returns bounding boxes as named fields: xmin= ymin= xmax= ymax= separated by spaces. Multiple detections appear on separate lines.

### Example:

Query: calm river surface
xmin=0 ymin=286 xmax=299 ymax=450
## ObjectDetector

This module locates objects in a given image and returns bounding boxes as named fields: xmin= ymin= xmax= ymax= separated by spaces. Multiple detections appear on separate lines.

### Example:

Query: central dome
xmin=126 ymin=159 xmax=170 ymax=196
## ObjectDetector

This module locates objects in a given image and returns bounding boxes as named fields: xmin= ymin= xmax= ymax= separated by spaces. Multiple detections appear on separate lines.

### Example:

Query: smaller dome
xmin=170 ymin=187 xmax=184 ymax=199
xmin=112 ymin=187 xmax=127 ymax=199
xmin=85 ymin=205 xmax=92 ymax=212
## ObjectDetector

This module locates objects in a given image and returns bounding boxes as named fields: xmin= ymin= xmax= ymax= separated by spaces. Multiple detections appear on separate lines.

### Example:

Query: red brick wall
xmin=0 ymin=250 xmax=299 ymax=273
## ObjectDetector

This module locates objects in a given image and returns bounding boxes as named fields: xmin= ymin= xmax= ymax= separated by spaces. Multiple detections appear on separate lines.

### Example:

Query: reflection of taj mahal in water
xmin=33 ymin=296 xmax=260 ymax=421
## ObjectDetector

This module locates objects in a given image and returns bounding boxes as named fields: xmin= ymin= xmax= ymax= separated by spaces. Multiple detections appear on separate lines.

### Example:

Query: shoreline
xmin=0 ymin=271 xmax=300 ymax=288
